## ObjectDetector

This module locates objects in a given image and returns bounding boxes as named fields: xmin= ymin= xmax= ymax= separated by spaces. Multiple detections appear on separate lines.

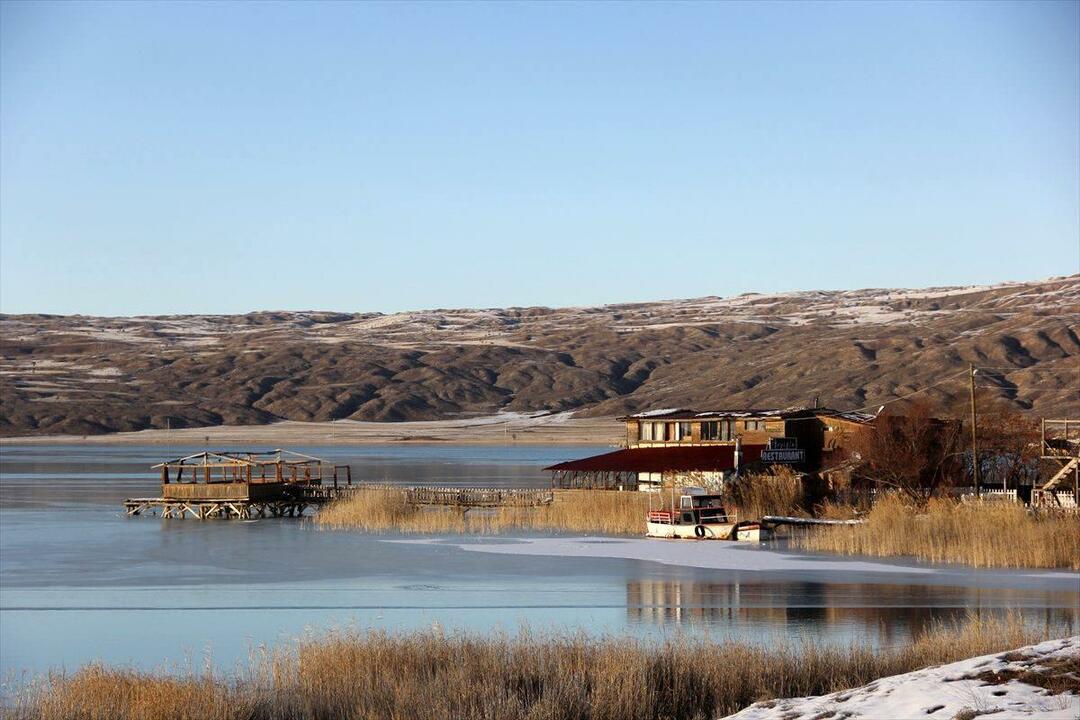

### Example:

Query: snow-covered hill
xmin=1 ymin=276 xmax=1076 ymax=435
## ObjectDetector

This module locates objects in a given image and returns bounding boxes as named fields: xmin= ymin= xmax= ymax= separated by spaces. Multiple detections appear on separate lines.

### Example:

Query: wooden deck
xmin=126 ymin=449 xmax=357 ymax=520
xmin=124 ymin=482 xmax=358 ymax=518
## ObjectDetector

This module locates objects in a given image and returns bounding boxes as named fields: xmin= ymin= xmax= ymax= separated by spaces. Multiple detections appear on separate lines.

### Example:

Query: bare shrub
xmin=848 ymin=401 xmax=963 ymax=504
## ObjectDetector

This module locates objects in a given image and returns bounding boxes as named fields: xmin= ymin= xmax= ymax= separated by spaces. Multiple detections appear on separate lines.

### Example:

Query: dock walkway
xmin=124 ymin=483 xmax=555 ymax=519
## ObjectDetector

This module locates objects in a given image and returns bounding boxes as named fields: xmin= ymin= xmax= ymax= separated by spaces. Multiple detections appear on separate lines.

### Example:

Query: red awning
xmin=545 ymin=445 xmax=765 ymax=474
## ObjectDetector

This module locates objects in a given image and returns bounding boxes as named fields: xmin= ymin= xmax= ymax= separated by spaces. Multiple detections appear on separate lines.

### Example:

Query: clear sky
xmin=1 ymin=1 xmax=1077 ymax=315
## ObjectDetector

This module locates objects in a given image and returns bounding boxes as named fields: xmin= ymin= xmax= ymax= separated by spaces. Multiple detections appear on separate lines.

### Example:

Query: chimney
xmin=813 ymin=396 xmax=820 ymax=409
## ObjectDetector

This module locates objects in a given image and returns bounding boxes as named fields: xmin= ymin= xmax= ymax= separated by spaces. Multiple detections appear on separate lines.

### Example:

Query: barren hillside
xmin=1 ymin=277 xmax=1076 ymax=436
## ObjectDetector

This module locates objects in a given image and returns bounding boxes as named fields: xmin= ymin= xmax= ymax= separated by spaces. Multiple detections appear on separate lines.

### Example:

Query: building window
xmin=700 ymin=420 xmax=735 ymax=441
xmin=640 ymin=422 xmax=669 ymax=441
xmin=679 ymin=422 xmax=692 ymax=440
xmin=744 ymin=420 xmax=766 ymax=431
xmin=720 ymin=419 xmax=735 ymax=440
xmin=701 ymin=421 xmax=718 ymax=441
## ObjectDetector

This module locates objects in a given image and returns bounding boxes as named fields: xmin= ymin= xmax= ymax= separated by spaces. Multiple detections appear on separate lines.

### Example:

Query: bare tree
xmin=937 ymin=392 xmax=1043 ymax=490
xmin=849 ymin=401 xmax=963 ymax=504
xmin=971 ymin=402 xmax=1042 ymax=490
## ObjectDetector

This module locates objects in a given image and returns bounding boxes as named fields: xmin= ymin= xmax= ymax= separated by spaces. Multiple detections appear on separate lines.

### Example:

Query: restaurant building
xmin=546 ymin=406 xmax=874 ymax=491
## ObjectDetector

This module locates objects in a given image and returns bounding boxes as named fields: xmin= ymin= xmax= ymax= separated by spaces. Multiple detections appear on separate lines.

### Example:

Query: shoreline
xmin=0 ymin=413 xmax=625 ymax=447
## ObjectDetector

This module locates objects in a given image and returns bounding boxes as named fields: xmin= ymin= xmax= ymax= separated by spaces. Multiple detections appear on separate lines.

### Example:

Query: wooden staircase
xmin=1042 ymin=456 xmax=1079 ymax=491
xmin=1034 ymin=420 xmax=1078 ymax=509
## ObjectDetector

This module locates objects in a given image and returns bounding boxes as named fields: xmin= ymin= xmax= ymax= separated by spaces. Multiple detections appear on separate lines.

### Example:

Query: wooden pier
xmin=761 ymin=515 xmax=864 ymax=527
xmin=123 ymin=449 xmax=560 ymax=519
xmin=124 ymin=449 xmax=353 ymax=520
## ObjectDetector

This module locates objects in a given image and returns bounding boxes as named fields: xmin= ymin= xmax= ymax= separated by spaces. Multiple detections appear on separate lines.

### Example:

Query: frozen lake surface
xmin=1 ymin=444 xmax=1077 ymax=680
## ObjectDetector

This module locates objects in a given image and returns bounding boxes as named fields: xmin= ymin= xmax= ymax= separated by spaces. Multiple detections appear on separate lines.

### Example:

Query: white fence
xmin=1033 ymin=490 xmax=1077 ymax=509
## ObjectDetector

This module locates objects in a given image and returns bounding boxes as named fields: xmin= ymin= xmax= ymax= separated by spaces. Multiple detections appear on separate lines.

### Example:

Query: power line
xmin=844 ymin=360 xmax=1077 ymax=416
xmin=846 ymin=368 xmax=971 ymax=415
xmin=975 ymin=365 xmax=1075 ymax=372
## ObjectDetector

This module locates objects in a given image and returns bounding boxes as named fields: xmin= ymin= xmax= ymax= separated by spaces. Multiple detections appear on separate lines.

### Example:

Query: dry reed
xmin=10 ymin=615 xmax=1047 ymax=720
xmin=721 ymin=467 xmax=805 ymax=519
xmin=315 ymin=488 xmax=659 ymax=535
xmin=797 ymin=494 xmax=1080 ymax=570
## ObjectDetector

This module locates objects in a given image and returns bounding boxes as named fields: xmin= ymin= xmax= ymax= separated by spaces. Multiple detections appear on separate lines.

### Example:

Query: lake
xmin=1 ymin=443 xmax=1077 ymax=683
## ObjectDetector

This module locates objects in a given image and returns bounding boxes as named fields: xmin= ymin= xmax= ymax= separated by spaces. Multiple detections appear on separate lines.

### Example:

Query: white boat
xmin=645 ymin=490 xmax=771 ymax=542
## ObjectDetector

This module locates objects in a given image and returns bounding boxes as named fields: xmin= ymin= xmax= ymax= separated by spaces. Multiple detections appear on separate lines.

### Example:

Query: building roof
xmin=151 ymin=449 xmax=325 ymax=469
xmin=826 ymin=410 xmax=878 ymax=424
xmin=619 ymin=407 xmax=877 ymax=424
xmin=544 ymin=444 xmax=765 ymax=474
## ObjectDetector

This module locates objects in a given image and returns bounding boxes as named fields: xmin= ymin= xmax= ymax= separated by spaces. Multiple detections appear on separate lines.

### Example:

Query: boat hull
xmin=645 ymin=521 xmax=769 ymax=542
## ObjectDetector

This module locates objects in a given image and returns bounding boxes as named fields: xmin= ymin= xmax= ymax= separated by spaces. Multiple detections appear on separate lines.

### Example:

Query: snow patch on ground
xmin=388 ymin=537 xmax=1080 ymax=586
xmin=722 ymin=636 xmax=1080 ymax=720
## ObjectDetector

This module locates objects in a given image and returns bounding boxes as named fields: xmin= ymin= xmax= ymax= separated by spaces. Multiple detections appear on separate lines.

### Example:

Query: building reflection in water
xmin=626 ymin=579 xmax=1078 ymax=645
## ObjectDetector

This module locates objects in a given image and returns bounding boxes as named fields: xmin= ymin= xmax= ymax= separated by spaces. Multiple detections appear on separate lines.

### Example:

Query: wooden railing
xmin=334 ymin=484 xmax=554 ymax=508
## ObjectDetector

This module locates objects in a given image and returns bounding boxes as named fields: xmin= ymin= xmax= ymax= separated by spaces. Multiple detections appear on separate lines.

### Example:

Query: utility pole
xmin=969 ymin=363 xmax=980 ymax=498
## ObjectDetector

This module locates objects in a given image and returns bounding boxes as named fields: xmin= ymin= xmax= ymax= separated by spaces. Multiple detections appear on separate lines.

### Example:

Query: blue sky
xmin=1 ymin=1 xmax=1077 ymax=315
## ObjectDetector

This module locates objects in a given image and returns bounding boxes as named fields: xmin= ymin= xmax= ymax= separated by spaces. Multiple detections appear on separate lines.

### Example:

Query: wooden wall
xmin=161 ymin=482 xmax=288 ymax=501
xmin=627 ymin=418 xmax=787 ymax=447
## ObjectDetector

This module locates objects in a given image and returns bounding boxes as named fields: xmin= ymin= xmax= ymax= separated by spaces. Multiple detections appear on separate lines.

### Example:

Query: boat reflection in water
xmin=625 ymin=579 xmax=1079 ymax=646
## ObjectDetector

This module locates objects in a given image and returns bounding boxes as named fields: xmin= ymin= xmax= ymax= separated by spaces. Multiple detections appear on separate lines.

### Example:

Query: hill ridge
xmin=1 ymin=276 xmax=1076 ymax=436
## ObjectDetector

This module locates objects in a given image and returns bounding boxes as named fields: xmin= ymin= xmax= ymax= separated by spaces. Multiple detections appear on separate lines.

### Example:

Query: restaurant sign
xmin=761 ymin=437 xmax=805 ymax=464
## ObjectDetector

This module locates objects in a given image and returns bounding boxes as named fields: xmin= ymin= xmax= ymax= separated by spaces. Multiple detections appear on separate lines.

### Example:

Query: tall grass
xmin=10 ymin=615 xmax=1046 ymax=720
xmin=797 ymin=494 xmax=1080 ymax=570
xmin=315 ymin=474 xmax=811 ymax=537
xmin=316 ymin=488 xmax=659 ymax=535
xmin=721 ymin=467 xmax=805 ymax=519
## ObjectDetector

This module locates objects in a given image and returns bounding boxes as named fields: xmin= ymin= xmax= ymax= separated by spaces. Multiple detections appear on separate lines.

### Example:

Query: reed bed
xmin=10 ymin=615 xmax=1045 ymax=720
xmin=720 ymin=467 xmax=805 ymax=520
xmin=797 ymin=494 xmax=1080 ymax=570
xmin=315 ymin=488 xmax=658 ymax=535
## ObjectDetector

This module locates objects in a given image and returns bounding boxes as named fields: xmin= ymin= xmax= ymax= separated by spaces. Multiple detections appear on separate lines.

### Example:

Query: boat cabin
xmin=645 ymin=487 xmax=768 ymax=541
xmin=673 ymin=490 xmax=731 ymax=525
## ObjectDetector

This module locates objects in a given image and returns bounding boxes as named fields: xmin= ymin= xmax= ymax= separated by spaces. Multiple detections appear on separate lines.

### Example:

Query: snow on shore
xmin=391 ymin=536 xmax=1080 ymax=585
xmin=721 ymin=636 xmax=1079 ymax=720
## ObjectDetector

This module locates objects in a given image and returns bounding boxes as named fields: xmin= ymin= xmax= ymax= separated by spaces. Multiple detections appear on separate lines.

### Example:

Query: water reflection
xmin=626 ymin=579 xmax=1079 ymax=643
